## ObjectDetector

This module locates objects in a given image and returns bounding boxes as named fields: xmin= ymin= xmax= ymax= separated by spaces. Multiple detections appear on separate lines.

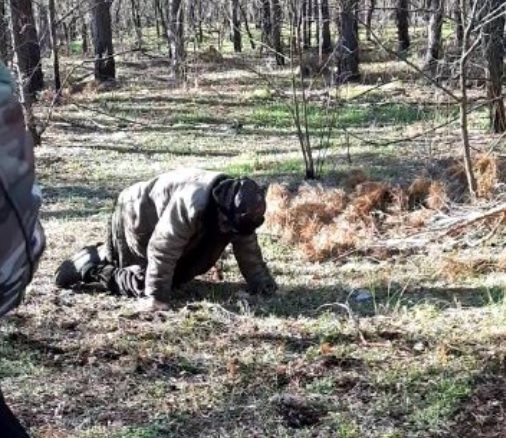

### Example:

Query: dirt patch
xmin=448 ymin=369 xmax=506 ymax=438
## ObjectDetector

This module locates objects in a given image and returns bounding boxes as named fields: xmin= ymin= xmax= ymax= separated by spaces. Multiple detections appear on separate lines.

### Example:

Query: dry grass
xmin=266 ymin=154 xmax=506 ymax=263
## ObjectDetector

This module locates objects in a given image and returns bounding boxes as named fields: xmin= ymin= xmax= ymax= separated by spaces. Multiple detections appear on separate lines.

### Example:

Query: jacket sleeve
xmin=231 ymin=233 xmax=277 ymax=295
xmin=0 ymin=62 xmax=45 ymax=317
xmin=144 ymin=193 xmax=197 ymax=303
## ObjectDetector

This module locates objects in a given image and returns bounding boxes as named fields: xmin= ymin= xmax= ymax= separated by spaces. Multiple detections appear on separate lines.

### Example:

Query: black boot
xmin=54 ymin=244 xmax=106 ymax=288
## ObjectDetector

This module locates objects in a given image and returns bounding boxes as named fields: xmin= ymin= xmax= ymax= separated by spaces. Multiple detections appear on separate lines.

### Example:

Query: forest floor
xmin=3 ymin=43 xmax=506 ymax=438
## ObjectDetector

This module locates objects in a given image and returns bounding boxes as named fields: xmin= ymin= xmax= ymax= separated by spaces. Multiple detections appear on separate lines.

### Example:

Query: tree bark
xmin=454 ymin=0 xmax=463 ymax=51
xmin=230 ymin=0 xmax=241 ymax=52
xmin=337 ymin=0 xmax=360 ymax=83
xmin=423 ymin=0 xmax=443 ymax=75
xmin=0 ymin=0 xmax=10 ymax=62
xmin=261 ymin=0 xmax=271 ymax=53
xmin=484 ymin=0 xmax=506 ymax=133
xmin=168 ymin=0 xmax=185 ymax=80
xmin=239 ymin=3 xmax=255 ymax=49
xmin=37 ymin=2 xmax=50 ymax=56
xmin=130 ymin=0 xmax=142 ymax=48
xmin=9 ymin=0 xmax=44 ymax=96
xmin=319 ymin=0 xmax=331 ymax=55
xmin=90 ymin=0 xmax=115 ymax=82
xmin=48 ymin=0 xmax=60 ymax=91
xmin=365 ymin=0 xmax=375 ymax=41
xmin=395 ymin=0 xmax=410 ymax=55
xmin=270 ymin=0 xmax=284 ymax=65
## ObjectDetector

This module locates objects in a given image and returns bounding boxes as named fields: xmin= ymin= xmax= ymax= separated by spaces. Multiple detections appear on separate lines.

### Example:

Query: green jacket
xmin=110 ymin=169 xmax=276 ymax=302
xmin=0 ymin=62 xmax=45 ymax=317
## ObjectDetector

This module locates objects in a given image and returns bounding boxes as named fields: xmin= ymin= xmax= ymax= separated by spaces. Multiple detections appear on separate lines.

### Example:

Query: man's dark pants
xmin=0 ymin=387 xmax=30 ymax=437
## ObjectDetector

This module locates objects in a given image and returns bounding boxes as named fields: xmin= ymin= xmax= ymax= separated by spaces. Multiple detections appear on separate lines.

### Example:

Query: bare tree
xmin=423 ymin=0 xmax=443 ymax=74
xmin=0 ymin=0 xmax=10 ymax=62
xmin=270 ymin=0 xmax=284 ymax=65
xmin=319 ymin=0 xmax=331 ymax=56
xmin=91 ymin=0 xmax=115 ymax=82
xmin=48 ymin=0 xmax=60 ymax=91
xmin=483 ymin=0 xmax=506 ymax=133
xmin=9 ymin=0 xmax=44 ymax=95
xmin=230 ymin=0 xmax=241 ymax=52
xmin=395 ymin=0 xmax=410 ymax=55
xmin=337 ymin=0 xmax=360 ymax=83
xmin=168 ymin=0 xmax=185 ymax=79
xmin=130 ymin=0 xmax=143 ymax=48
xmin=365 ymin=0 xmax=375 ymax=40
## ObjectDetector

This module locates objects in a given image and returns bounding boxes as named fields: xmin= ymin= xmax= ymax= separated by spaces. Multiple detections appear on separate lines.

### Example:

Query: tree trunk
xmin=424 ymin=0 xmax=432 ymax=22
xmin=230 ymin=0 xmax=241 ymax=52
xmin=130 ymin=0 xmax=142 ymax=48
xmin=270 ymin=0 xmax=284 ymax=65
xmin=239 ymin=3 xmax=255 ymax=49
xmin=320 ymin=0 xmax=331 ymax=54
xmin=196 ymin=0 xmax=203 ymax=43
xmin=484 ymin=0 xmax=506 ymax=133
xmin=168 ymin=0 xmax=185 ymax=80
xmin=81 ymin=18 xmax=89 ymax=54
xmin=337 ymin=0 xmax=360 ymax=83
xmin=261 ymin=0 xmax=271 ymax=54
xmin=155 ymin=0 xmax=169 ymax=50
xmin=37 ymin=3 xmax=50 ymax=56
xmin=395 ymin=0 xmax=410 ymax=54
xmin=423 ymin=0 xmax=443 ymax=74
xmin=453 ymin=0 xmax=463 ymax=51
xmin=0 ymin=0 xmax=10 ymax=62
xmin=91 ymin=0 xmax=115 ymax=82
xmin=301 ymin=0 xmax=309 ymax=48
xmin=9 ymin=0 xmax=44 ymax=96
xmin=365 ymin=0 xmax=375 ymax=41
xmin=48 ymin=0 xmax=60 ymax=91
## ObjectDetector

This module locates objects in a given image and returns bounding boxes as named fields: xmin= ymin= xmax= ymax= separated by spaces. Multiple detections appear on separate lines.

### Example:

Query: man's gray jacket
xmin=108 ymin=168 xmax=276 ymax=302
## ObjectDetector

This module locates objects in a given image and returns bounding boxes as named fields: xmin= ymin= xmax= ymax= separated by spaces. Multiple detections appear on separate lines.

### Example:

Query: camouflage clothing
xmin=0 ymin=62 xmax=45 ymax=318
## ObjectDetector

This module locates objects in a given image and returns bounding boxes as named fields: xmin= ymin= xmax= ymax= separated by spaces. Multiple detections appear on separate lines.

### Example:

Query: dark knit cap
xmin=212 ymin=177 xmax=266 ymax=234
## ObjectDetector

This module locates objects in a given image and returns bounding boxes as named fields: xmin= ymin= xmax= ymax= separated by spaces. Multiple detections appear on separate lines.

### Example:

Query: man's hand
xmin=248 ymin=276 xmax=278 ymax=296
xmin=135 ymin=297 xmax=171 ymax=312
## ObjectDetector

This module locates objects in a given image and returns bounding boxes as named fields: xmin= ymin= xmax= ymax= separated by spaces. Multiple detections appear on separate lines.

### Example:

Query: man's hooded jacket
xmin=107 ymin=169 xmax=276 ymax=302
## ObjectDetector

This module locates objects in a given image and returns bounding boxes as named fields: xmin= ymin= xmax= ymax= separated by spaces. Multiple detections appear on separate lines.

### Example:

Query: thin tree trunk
xmin=239 ymin=3 xmax=255 ymax=49
xmin=9 ymin=0 xmax=44 ymax=96
xmin=130 ymin=0 xmax=142 ymax=48
xmin=196 ymin=0 xmax=203 ymax=43
xmin=454 ymin=0 xmax=463 ymax=50
xmin=168 ymin=0 xmax=185 ymax=80
xmin=302 ymin=0 xmax=309 ymax=48
xmin=337 ymin=0 xmax=360 ymax=83
xmin=484 ymin=0 xmax=506 ymax=133
xmin=48 ymin=0 xmax=60 ymax=91
xmin=37 ymin=3 xmax=50 ymax=56
xmin=270 ymin=0 xmax=284 ymax=65
xmin=320 ymin=0 xmax=331 ymax=55
xmin=423 ymin=0 xmax=443 ymax=74
xmin=459 ymin=0 xmax=476 ymax=196
xmin=81 ymin=18 xmax=89 ymax=54
xmin=154 ymin=0 xmax=160 ymax=38
xmin=230 ymin=0 xmax=241 ymax=52
xmin=0 ymin=0 xmax=10 ymax=62
xmin=365 ymin=0 xmax=375 ymax=41
xmin=91 ymin=0 xmax=115 ymax=82
xmin=395 ymin=0 xmax=410 ymax=54
xmin=314 ymin=0 xmax=319 ymax=47
xmin=261 ymin=0 xmax=271 ymax=54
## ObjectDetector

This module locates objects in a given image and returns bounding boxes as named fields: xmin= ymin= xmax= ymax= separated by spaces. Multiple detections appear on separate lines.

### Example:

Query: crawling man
xmin=54 ymin=169 xmax=277 ymax=310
